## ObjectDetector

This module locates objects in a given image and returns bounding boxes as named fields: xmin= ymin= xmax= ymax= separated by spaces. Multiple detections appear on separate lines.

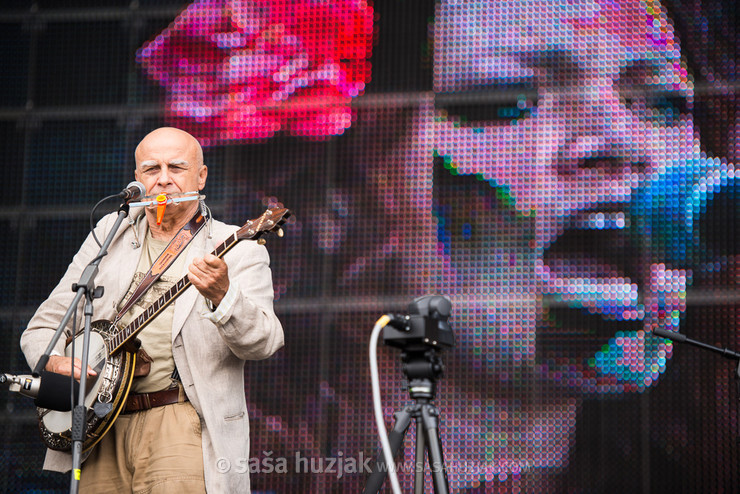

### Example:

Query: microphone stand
xmin=652 ymin=328 xmax=740 ymax=469
xmin=32 ymin=201 xmax=131 ymax=494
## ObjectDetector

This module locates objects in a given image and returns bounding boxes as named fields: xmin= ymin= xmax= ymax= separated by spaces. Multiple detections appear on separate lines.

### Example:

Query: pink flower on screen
xmin=137 ymin=0 xmax=375 ymax=145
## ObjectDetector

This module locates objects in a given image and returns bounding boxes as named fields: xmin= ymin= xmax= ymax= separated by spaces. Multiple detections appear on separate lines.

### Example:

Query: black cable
xmin=89 ymin=194 xmax=120 ymax=247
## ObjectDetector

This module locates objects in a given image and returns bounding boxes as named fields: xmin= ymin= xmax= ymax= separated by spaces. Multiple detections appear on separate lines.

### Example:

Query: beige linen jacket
xmin=20 ymin=208 xmax=285 ymax=493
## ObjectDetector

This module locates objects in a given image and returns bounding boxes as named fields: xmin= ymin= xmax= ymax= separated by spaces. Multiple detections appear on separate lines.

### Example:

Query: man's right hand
xmin=45 ymin=355 xmax=97 ymax=380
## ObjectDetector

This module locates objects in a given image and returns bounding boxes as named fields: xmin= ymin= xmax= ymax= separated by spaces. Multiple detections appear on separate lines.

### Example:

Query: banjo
xmin=37 ymin=207 xmax=290 ymax=452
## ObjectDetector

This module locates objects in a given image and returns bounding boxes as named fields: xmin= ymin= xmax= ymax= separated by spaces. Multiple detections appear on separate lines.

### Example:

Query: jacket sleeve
xmin=205 ymin=238 xmax=285 ymax=361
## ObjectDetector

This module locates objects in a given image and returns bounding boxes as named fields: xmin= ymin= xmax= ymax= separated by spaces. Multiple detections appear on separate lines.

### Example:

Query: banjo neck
xmin=107 ymin=208 xmax=290 ymax=356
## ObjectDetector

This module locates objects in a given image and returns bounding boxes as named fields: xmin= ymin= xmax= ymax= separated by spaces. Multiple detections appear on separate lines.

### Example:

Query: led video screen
xmin=0 ymin=0 xmax=737 ymax=492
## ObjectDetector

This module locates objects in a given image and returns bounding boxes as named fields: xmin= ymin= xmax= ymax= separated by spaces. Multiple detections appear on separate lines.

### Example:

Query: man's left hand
xmin=189 ymin=253 xmax=229 ymax=307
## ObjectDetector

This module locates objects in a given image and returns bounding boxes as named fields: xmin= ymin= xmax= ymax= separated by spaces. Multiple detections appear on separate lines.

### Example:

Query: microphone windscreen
xmin=128 ymin=181 xmax=146 ymax=200
xmin=34 ymin=371 xmax=80 ymax=412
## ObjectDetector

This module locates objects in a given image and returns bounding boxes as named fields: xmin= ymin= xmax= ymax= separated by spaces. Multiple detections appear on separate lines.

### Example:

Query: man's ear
xmin=198 ymin=165 xmax=208 ymax=190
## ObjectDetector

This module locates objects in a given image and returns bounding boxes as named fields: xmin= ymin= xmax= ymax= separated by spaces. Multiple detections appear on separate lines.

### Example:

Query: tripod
xmin=364 ymin=348 xmax=450 ymax=494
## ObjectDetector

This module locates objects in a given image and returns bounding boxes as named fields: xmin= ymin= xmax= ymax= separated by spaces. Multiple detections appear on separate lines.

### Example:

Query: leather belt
xmin=123 ymin=386 xmax=186 ymax=414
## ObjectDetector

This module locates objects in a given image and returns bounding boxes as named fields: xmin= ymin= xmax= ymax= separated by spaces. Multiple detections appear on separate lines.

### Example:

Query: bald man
xmin=21 ymin=127 xmax=284 ymax=493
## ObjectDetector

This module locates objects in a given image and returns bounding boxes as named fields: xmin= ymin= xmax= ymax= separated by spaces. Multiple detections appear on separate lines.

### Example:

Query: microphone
xmin=1 ymin=371 xmax=80 ymax=412
xmin=118 ymin=181 xmax=146 ymax=202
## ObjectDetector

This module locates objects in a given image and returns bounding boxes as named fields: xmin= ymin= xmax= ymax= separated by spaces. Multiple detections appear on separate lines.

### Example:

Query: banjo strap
xmin=115 ymin=208 xmax=207 ymax=320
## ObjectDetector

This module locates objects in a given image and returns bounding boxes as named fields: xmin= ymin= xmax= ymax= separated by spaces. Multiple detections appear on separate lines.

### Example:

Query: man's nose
xmin=157 ymin=166 xmax=172 ymax=185
xmin=558 ymin=86 xmax=645 ymax=175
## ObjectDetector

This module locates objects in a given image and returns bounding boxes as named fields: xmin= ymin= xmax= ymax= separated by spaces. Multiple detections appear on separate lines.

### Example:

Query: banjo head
xmin=41 ymin=331 xmax=108 ymax=434
xmin=37 ymin=321 xmax=135 ymax=452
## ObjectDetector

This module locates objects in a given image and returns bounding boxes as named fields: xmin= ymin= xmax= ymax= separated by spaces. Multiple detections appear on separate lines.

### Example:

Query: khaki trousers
xmin=79 ymin=398 xmax=205 ymax=494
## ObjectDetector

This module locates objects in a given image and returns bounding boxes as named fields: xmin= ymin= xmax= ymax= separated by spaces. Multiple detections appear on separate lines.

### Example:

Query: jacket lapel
xmin=112 ymin=211 xmax=148 ymax=315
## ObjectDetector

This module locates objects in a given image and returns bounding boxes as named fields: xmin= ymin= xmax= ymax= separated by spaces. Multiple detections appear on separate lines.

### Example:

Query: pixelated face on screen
xmin=429 ymin=0 xmax=696 ymax=392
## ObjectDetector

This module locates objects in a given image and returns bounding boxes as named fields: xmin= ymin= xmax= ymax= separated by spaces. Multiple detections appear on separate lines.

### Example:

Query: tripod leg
xmin=414 ymin=419 xmax=425 ymax=494
xmin=421 ymin=404 xmax=450 ymax=494
xmin=363 ymin=405 xmax=416 ymax=494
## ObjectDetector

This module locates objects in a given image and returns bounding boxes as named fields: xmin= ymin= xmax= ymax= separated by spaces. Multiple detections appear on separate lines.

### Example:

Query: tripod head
xmin=383 ymin=295 xmax=455 ymax=401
